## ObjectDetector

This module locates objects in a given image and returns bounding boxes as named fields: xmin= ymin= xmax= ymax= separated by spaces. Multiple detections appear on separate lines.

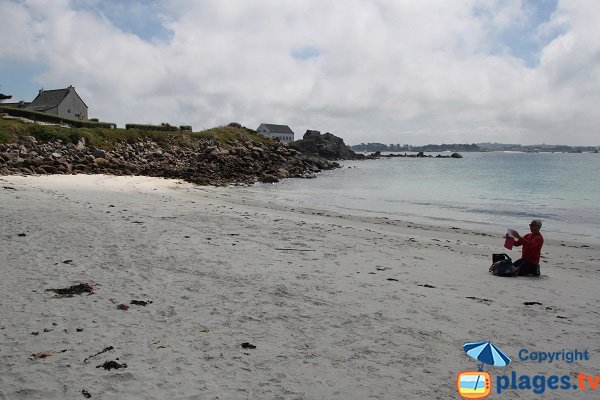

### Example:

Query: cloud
xmin=0 ymin=0 xmax=40 ymax=61
xmin=1 ymin=0 xmax=598 ymax=145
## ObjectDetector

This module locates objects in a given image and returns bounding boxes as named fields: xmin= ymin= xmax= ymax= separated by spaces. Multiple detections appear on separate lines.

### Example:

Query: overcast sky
xmin=1 ymin=0 xmax=599 ymax=145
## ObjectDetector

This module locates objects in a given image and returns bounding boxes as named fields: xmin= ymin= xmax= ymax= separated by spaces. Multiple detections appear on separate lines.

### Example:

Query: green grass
xmin=0 ymin=129 xmax=12 ymax=144
xmin=0 ymin=119 xmax=274 ymax=149
xmin=193 ymin=125 xmax=273 ymax=145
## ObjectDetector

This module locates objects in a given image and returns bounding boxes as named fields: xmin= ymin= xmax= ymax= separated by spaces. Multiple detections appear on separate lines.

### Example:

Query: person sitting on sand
xmin=511 ymin=219 xmax=544 ymax=276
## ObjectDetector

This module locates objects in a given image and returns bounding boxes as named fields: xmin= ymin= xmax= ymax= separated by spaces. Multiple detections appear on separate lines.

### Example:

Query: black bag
xmin=489 ymin=253 xmax=516 ymax=277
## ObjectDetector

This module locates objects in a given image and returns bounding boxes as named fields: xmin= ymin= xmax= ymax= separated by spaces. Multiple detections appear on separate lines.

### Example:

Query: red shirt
xmin=514 ymin=232 xmax=544 ymax=264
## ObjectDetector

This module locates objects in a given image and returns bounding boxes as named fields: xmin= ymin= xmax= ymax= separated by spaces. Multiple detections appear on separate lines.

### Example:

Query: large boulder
xmin=290 ymin=130 xmax=364 ymax=160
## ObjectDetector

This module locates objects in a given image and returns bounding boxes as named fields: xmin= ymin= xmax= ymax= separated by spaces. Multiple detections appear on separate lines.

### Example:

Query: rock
xmin=32 ymin=157 xmax=44 ymax=166
xmin=258 ymin=174 xmax=279 ymax=183
xmin=18 ymin=135 xmax=37 ymax=145
xmin=130 ymin=300 xmax=152 ymax=306
xmin=96 ymin=360 xmax=127 ymax=370
xmin=1 ymin=152 xmax=16 ymax=162
xmin=93 ymin=149 xmax=107 ymax=158
xmin=95 ymin=158 xmax=110 ymax=167
xmin=73 ymin=164 xmax=88 ymax=171
xmin=13 ymin=157 xmax=25 ymax=167
xmin=276 ymin=168 xmax=289 ymax=178
xmin=290 ymin=130 xmax=364 ymax=160
xmin=451 ymin=152 xmax=463 ymax=158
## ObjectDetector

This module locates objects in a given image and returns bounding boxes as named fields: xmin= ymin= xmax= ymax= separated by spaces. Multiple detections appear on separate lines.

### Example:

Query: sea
xmin=216 ymin=151 xmax=600 ymax=244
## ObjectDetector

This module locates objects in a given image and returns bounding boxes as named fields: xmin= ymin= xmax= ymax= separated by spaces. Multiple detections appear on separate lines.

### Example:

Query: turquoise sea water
xmin=220 ymin=152 xmax=600 ymax=244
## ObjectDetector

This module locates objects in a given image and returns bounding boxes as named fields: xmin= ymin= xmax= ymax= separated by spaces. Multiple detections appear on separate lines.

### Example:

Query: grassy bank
xmin=0 ymin=118 xmax=273 ymax=149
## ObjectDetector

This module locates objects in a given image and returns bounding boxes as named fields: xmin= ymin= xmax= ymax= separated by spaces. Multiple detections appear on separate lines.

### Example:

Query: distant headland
xmin=351 ymin=142 xmax=599 ymax=153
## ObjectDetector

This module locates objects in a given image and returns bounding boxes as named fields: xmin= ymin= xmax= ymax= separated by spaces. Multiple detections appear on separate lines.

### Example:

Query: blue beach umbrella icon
xmin=464 ymin=341 xmax=511 ymax=371
xmin=463 ymin=341 xmax=511 ymax=395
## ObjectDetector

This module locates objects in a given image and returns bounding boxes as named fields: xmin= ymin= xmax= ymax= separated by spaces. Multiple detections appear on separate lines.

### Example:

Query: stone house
xmin=256 ymin=123 xmax=295 ymax=144
xmin=26 ymin=85 xmax=88 ymax=120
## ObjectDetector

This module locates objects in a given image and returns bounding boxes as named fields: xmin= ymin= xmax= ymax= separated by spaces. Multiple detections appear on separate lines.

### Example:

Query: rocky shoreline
xmin=0 ymin=121 xmax=465 ymax=185
xmin=0 ymin=134 xmax=339 ymax=186
xmin=290 ymin=130 xmax=463 ymax=160
xmin=364 ymin=151 xmax=463 ymax=158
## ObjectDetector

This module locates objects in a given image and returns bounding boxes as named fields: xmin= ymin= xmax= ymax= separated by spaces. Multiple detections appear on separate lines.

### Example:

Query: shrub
xmin=125 ymin=123 xmax=180 ymax=132
xmin=193 ymin=125 xmax=273 ymax=145
xmin=0 ymin=130 xmax=12 ymax=144
xmin=0 ymin=106 xmax=116 ymax=129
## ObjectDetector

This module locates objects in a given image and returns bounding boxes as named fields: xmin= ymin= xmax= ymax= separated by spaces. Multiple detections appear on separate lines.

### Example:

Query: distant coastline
xmin=350 ymin=142 xmax=600 ymax=154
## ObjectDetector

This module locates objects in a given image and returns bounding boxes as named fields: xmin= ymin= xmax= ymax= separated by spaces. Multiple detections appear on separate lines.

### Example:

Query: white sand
xmin=1 ymin=175 xmax=598 ymax=399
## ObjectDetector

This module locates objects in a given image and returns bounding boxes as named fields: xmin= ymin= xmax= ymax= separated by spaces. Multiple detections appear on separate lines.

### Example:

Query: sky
xmin=1 ymin=0 xmax=599 ymax=146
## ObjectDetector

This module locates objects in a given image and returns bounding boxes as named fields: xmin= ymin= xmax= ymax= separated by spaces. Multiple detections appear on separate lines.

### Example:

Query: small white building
xmin=26 ymin=85 xmax=88 ymax=121
xmin=256 ymin=123 xmax=295 ymax=144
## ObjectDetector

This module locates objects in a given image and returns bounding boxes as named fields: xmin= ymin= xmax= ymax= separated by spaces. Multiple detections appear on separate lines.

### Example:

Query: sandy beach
xmin=1 ymin=174 xmax=598 ymax=399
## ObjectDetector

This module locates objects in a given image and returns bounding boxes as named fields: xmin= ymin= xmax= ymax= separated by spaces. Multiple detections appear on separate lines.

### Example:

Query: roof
xmin=28 ymin=89 xmax=70 ymax=111
xmin=27 ymin=86 xmax=87 ymax=112
xmin=260 ymin=123 xmax=294 ymax=134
